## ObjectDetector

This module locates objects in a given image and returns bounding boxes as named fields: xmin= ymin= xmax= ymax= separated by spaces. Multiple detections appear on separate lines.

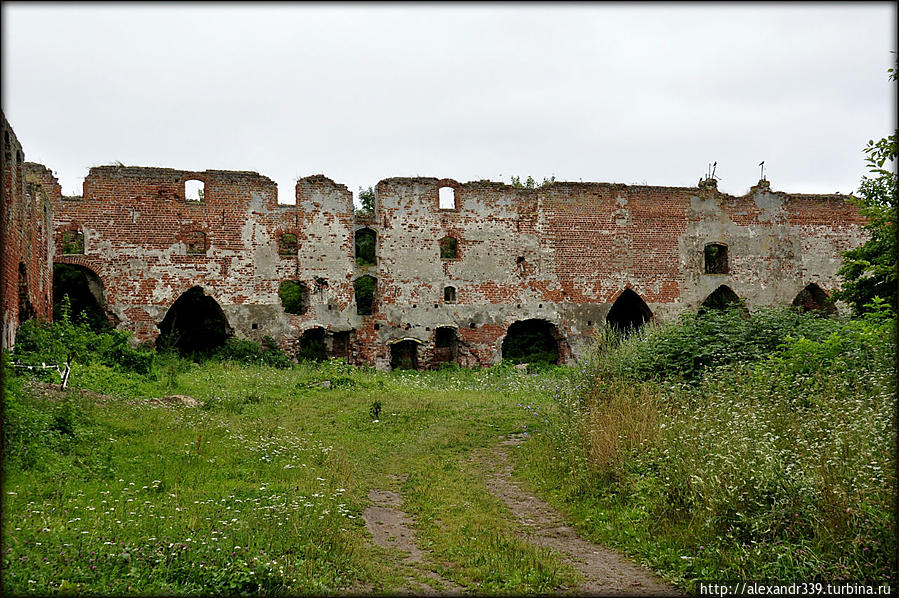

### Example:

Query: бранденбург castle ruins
xmin=2 ymin=114 xmax=868 ymax=368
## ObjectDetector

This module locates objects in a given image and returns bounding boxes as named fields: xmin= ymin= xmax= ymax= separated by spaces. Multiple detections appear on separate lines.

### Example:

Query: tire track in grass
xmin=487 ymin=434 xmax=678 ymax=596
xmin=363 ymin=487 xmax=463 ymax=595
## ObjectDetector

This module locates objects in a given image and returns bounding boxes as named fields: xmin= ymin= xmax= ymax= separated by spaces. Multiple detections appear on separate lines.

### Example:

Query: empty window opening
xmin=185 ymin=231 xmax=207 ymax=255
xmin=53 ymin=263 xmax=113 ymax=331
xmin=355 ymin=275 xmax=377 ymax=316
xmin=444 ymin=286 xmax=457 ymax=303
xmin=587 ymin=320 xmax=593 ymax=326
xmin=434 ymin=327 xmax=459 ymax=365
xmin=355 ymin=228 xmax=377 ymax=266
xmin=374 ymin=323 xmax=381 ymax=330
xmin=699 ymin=285 xmax=746 ymax=315
xmin=279 ymin=280 xmax=310 ymax=315
xmin=278 ymin=233 xmax=298 ymax=257
xmin=331 ymin=331 xmax=352 ymax=360
xmin=502 ymin=319 xmax=561 ymax=365
xmin=185 ymin=179 xmax=205 ymax=202
xmin=391 ymin=340 xmax=420 ymax=370
xmin=606 ymin=289 xmax=653 ymax=334
xmin=61 ymin=230 xmax=85 ymax=255
xmin=251 ymin=323 xmax=258 ymax=330
xmin=516 ymin=256 xmax=525 ymax=264
xmin=157 ymin=286 xmax=233 ymax=356
xmin=704 ymin=243 xmax=729 ymax=274
xmin=469 ymin=323 xmax=476 ymax=329
xmin=439 ymin=236 xmax=459 ymax=259
xmin=297 ymin=327 xmax=328 ymax=362
xmin=17 ymin=263 xmax=34 ymax=324
xmin=439 ymin=186 xmax=456 ymax=210
xmin=792 ymin=283 xmax=836 ymax=315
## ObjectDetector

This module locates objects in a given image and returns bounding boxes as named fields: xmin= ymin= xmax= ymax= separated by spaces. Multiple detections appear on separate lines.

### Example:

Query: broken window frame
xmin=354 ymin=227 xmax=377 ymax=266
xmin=703 ymin=243 xmax=729 ymax=274
xmin=443 ymin=286 xmax=457 ymax=303
xmin=438 ymin=186 xmax=456 ymax=210
xmin=185 ymin=179 xmax=205 ymax=202
xmin=439 ymin=236 xmax=459 ymax=260
xmin=61 ymin=229 xmax=85 ymax=255
xmin=354 ymin=275 xmax=377 ymax=316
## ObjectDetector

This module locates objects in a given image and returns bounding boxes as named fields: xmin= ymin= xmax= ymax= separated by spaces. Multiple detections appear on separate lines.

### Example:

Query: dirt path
xmin=486 ymin=434 xmax=677 ymax=596
xmin=362 ymin=486 xmax=462 ymax=595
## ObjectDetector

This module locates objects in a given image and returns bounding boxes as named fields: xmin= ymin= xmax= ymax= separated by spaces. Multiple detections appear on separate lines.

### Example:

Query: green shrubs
xmin=529 ymin=304 xmax=897 ymax=589
xmin=211 ymin=336 xmax=293 ymax=368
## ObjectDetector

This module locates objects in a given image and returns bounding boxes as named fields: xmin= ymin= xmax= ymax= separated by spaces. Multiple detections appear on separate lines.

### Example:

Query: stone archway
xmin=52 ymin=262 xmax=116 ymax=331
xmin=792 ymin=283 xmax=836 ymax=315
xmin=390 ymin=339 xmax=420 ymax=370
xmin=699 ymin=285 xmax=746 ymax=314
xmin=606 ymin=289 xmax=653 ymax=334
xmin=501 ymin=319 xmax=564 ymax=365
xmin=157 ymin=286 xmax=233 ymax=355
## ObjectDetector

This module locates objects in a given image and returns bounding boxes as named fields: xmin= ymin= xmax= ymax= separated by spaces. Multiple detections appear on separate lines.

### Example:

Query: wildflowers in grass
xmin=529 ymin=306 xmax=897 ymax=590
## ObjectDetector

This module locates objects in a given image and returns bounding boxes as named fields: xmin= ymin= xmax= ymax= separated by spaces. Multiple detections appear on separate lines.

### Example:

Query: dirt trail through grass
xmin=487 ymin=434 xmax=676 ymax=596
xmin=363 ymin=484 xmax=463 ymax=595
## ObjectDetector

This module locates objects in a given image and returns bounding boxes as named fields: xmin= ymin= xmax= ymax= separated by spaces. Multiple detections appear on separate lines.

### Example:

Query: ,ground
xmin=0 ymin=362 xmax=676 ymax=596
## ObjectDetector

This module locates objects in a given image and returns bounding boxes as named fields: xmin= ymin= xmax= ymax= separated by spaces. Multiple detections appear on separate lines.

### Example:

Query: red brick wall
xmin=1 ymin=115 xmax=54 ymax=348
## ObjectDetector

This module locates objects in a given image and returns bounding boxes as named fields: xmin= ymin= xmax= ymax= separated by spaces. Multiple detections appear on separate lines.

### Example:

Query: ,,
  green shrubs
xmin=527 ymin=304 xmax=897 ymax=590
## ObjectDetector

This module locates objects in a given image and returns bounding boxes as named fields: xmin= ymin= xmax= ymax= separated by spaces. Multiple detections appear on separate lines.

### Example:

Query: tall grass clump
xmin=528 ymin=302 xmax=896 ymax=590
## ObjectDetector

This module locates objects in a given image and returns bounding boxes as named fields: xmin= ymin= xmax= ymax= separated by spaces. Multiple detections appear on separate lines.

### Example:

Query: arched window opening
xmin=391 ymin=340 xmax=420 ymax=370
xmin=157 ymin=286 xmax=233 ymax=356
xmin=443 ymin=286 xmax=457 ymax=303
xmin=53 ymin=263 xmax=113 ymax=331
xmin=185 ymin=179 xmax=205 ymax=202
xmin=606 ymin=289 xmax=653 ymax=334
xmin=355 ymin=228 xmax=377 ymax=266
xmin=355 ymin=275 xmax=377 ymax=316
xmin=297 ymin=327 xmax=328 ymax=362
xmin=439 ymin=236 xmax=458 ymax=260
xmin=699 ymin=285 xmax=746 ymax=314
xmin=17 ymin=263 xmax=34 ymax=324
xmin=278 ymin=233 xmax=298 ymax=257
xmin=185 ymin=231 xmax=207 ymax=255
xmin=439 ymin=186 xmax=456 ymax=210
xmin=792 ymin=283 xmax=836 ymax=315
xmin=434 ymin=327 xmax=458 ymax=365
xmin=61 ymin=230 xmax=85 ymax=255
xmin=279 ymin=280 xmax=310 ymax=315
xmin=501 ymin=319 xmax=560 ymax=365
xmin=704 ymin=243 xmax=729 ymax=274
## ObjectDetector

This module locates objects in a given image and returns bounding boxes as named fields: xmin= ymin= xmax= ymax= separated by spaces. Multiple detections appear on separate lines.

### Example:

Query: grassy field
xmin=1 ymin=356 xmax=582 ymax=595
xmin=3 ymin=302 xmax=896 ymax=595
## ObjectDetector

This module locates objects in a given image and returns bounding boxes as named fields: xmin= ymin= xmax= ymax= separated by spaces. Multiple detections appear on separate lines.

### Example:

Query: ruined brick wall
xmin=1 ymin=114 xmax=54 ymax=348
xmin=41 ymin=158 xmax=865 ymax=368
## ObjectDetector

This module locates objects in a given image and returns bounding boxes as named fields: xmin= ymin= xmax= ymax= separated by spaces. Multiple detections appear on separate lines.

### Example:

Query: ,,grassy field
xmin=1 ymin=359 xmax=582 ymax=595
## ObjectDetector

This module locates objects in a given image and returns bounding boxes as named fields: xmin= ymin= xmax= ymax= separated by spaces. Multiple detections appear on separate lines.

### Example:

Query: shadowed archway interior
xmin=157 ymin=286 xmax=233 ymax=355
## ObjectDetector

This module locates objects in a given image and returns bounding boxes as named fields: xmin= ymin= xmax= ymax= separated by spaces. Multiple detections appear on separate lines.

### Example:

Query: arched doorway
xmin=699 ymin=285 xmax=745 ymax=314
xmin=157 ymin=286 xmax=233 ymax=355
xmin=390 ymin=339 xmax=420 ymax=370
xmin=433 ymin=326 xmax=459 ymax=366
xmin=606 ymin=289 xmax=653 ymax=333
xmin=52 ymin=263 xmax=112 ymax=331
xmin=792 ymin=283 xmax=836 ymax=315
xmin=501 ymin=319 xmax=561 ymax=365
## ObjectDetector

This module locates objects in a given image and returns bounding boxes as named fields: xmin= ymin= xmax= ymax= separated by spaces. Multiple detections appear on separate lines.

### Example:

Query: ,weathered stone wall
xmin=1 ymin=114 xmax=54 ymax=348
xmin=8 ymin=136 xmax=865 ymax=367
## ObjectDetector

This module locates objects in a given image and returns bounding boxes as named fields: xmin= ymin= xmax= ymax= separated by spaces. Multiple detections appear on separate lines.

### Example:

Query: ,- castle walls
xmin=1 ymin=114 xmax=54 ymax=349
xmin=39 ymin=159 xmax=867 ymax=368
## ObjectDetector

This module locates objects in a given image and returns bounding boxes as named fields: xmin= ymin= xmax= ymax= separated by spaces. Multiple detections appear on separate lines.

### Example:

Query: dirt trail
xmin=486 ymin=434 xmax=678 ymax=596
xmin=362 ymin=487 xmax=462 ymax=595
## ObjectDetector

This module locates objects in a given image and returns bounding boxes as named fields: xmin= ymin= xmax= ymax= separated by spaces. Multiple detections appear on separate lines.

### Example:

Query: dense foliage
xmin=523 ymin=303 xmax=896 ymax=591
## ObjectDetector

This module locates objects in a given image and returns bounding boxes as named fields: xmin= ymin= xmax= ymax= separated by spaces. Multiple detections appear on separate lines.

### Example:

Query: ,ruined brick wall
xmin=1 ymin=114 xmax=54 ymax=348
xmin=23 ymin=146 xmax=865 ymax=368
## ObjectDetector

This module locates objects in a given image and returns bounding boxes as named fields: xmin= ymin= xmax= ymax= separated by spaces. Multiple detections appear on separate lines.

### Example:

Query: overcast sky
xmin=3 ymin=3 xmax=896 ymax=203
